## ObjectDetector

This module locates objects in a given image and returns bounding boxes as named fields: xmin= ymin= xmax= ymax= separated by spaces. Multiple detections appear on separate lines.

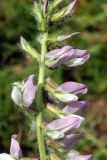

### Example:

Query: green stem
xmin=36 ymin=112 xmax=46 ymax=160
xmin=36 ymin=19 xmax=48 ymax=159
xmin=38 ymin=32 xmax=48 ymax=84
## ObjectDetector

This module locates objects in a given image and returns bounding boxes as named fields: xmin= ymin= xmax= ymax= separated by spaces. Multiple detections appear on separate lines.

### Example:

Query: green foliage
xmin=0 ymin=0 xmax=107 ymax=159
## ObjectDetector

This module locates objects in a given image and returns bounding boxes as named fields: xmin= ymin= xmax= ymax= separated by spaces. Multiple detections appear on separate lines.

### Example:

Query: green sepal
xmin=50 ymin=7 xmax=67 ymax=22
xmin=48 ymin=0 xmax=63 ymax=14
xmin=20 ymin=36 xmax=40 ymax=61
xmin=33 ymin=1 xmax=42 ymax=23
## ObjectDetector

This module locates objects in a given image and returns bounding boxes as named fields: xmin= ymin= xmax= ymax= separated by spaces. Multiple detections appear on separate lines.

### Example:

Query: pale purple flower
xmin=45 ymin=45 xmax=90 ymax=68
xmin=11 ymin=74 xmax=36 ymax=107
xmin=56 ymin=81 xmax=87 ymax=96
xmin=10 ymin=134 xmax=22 ymax=159
xmin=62 ymin=101 xmax=89 ymax=114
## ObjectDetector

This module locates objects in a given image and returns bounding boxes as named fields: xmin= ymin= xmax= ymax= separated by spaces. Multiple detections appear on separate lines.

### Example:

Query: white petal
xmin=55 ymin=93 xmax=78 ymax=102
xmin=11 ymin=86 xmax=22 ymax=106
xmin=65 ymin=58 xmax=85 ymax=67
xmin=0 ymin=153 xmax=15 ymax=160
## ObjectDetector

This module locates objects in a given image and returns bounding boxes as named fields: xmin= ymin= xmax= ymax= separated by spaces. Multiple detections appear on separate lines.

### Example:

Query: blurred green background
xmin=0 ymin=0 xmax=107 ymax=159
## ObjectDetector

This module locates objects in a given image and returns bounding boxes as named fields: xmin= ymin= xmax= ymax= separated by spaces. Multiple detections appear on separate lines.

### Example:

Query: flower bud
xmin=50 ymin=0 xmax=77 ymax=22
xmin=33 ymin=1 xmax=42 ymax=22
xmin=57 ymin=32 xmax=80 ymax=42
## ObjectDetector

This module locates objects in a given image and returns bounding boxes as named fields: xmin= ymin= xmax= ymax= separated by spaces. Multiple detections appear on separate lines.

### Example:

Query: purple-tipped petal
xmin=70 ymin=154 xmax=93 ymax=160
xmin=45 ymin=49 xmax=61 ymax=58
xmin=44 ymin=0 xmax=48 ymax=13
xmin=64 ymin=49 xmax=90 ymax=67
xmin=62 ymin=101 xmax=89 ymax=114
xmin=63 ymin=132 xmax=84 ymax=149
xmin=10 ymin=134 xmax=22 ymax=159
xmin=46 ymin=49 xmax=74 ymax=68
xmin=46 ymin=46 xmax=73 ymax=59
xmin=47 ymin=116 xmax=81 ymax=131
xmin=67 ymin=0 xmax=77 ymax=15
xmin=23 ymin=74 xmax=36 ymax=107
xmin=61 ymin=115 xmax=84 ymax=134
xmin=56 ymin=81 xmax=87 ymax=95
xmin=72 ymin=49 xmax=89 ymax=58
xmin=57 ymin=32 xmax=80 ymax=42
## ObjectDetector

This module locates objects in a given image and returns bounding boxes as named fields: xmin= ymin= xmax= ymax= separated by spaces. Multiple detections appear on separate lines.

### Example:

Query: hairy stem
xmin=38 ymin=32 xmax=48 ymax=84
xmin=36 ymin=112 xmax=46 ymax=160
xmin=36 ymin=17 xmax=48 ymax=160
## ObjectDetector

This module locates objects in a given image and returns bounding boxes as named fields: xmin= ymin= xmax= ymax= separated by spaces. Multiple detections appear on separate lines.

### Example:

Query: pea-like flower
xmin=0 ymin=134 xmax=22 ymax=160
xmin=45 ymin=45 xmax=90 ymax=68
xmin=53 ymin=81 xmax=87 ymax=103
xmin=11 ymin=74 xmax=36 ymax=107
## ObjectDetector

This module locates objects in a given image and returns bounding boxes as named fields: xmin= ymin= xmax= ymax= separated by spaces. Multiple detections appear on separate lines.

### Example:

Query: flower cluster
xmin=45 ymin=75 xmax=92 ymax=159
xmin=10 ymin=0 xmax=93 ymax=159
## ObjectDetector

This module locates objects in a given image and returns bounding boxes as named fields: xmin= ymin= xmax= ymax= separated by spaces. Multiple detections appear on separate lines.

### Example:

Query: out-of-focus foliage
xmin=0 ymin=0 xmax=107 ymax=159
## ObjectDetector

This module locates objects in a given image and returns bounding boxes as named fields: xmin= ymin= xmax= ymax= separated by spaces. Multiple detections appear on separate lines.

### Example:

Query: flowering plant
xmin=3 ymin=0 xmax=93 ymax=160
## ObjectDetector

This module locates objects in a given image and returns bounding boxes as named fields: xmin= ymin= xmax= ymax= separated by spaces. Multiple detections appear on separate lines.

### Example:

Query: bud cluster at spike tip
xmin=0 ymin=135 xmax=22 ymax=160
xmin=50 ymin=0 xmax=78 ymax=22
xmin=11 ymin=74 xmax=36 ymax=107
